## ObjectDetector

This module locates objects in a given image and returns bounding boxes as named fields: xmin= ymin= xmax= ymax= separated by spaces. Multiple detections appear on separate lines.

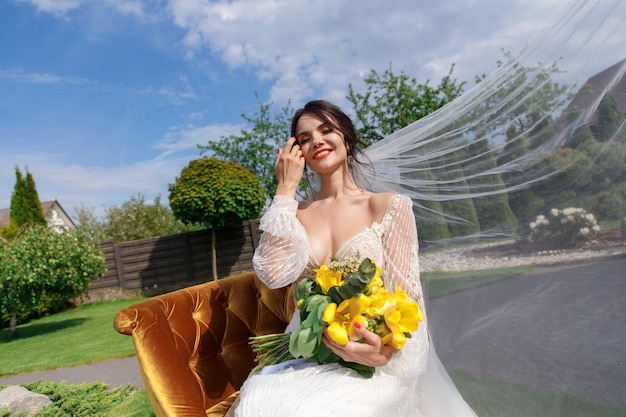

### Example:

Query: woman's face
xmin=294 ymin=113 xmax=348 ymax=174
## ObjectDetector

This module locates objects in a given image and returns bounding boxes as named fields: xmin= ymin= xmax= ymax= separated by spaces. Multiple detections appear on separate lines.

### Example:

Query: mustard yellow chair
xmin=114 ymin=272 xmax=294 ymax=417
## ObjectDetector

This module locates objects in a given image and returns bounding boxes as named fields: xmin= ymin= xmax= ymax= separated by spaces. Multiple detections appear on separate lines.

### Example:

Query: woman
xmin=227 ymin=100 xmax=476 ymax=416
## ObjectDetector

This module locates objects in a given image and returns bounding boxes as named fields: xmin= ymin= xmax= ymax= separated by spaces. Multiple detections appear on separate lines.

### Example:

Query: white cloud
xmin=18 ymin=0 xmax=625 ymax=107
xmin=163 ymin=0 xmax=625 ymax=110
xmin=163 ymin=0 xmax=548 ymax=108
xmin=139 ymin=74 xmax=199 ymax=106
xmin=154 ymin=122 xmax=241 ymax=155
xmin=17 ymin=0 xmax=150 ymax=19
xmin=16 ymin=0 xmax=86 ymax=16
xmin=0 ymin=68 xmax=96 ymax=86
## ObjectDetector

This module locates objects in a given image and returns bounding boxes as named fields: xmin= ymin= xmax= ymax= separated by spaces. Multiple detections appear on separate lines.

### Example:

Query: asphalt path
xmin=428 ymin=257 xmax=626 ymax=409
xmin=0 ymin=356 xmax=144 ymax=390
xmin=1 ymin=258 xmax=624 ymax=410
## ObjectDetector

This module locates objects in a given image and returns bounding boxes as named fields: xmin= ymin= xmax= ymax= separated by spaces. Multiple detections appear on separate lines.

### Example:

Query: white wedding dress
xmin=227 ymin=194 xmax=477 ymax=417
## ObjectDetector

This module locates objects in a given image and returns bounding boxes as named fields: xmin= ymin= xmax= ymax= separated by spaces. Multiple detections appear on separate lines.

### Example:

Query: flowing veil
xmin=362 ymin=0 xmax=625 ymax=231
xmin=353 ymin=0 xmax=625 ymax=415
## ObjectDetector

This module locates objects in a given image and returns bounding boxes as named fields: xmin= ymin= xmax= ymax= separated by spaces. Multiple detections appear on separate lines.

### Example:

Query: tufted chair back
xmin=114 ymin=271 xmax=294 ymax=417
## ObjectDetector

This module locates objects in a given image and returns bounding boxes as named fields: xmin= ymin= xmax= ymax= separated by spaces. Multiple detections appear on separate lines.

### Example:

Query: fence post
xmin=181 ymin=233 xmax=195 ymax=282
xmin=113 ymin=243 xmax=127 ymax=291
xmin=249 ymin=219 xmax=260 ymax=252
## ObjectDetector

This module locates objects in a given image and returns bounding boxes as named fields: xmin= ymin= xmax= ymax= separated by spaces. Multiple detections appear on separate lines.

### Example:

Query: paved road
xmin=428 ymin=258 xmax=626 ymax=409
xmin=0 ymin=357 xmax=143 ymax=389
xmin=1 ymin=258 xmax=624 ymax=410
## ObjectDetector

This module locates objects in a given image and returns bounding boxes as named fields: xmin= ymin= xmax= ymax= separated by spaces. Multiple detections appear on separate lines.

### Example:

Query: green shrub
xmin=591 ymin=192 xmax=624 ymax=221
xmin=529 ymin=207 xmax=600 ymax=248
xmin=0 ymin=225 xmax=107 ymax=335
xmin=0 ymin=381 xmax=138 ymax=417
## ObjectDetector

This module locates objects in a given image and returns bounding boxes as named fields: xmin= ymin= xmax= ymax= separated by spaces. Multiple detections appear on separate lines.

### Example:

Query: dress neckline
xmin=306 ymin=195 xmax=399 ymax=267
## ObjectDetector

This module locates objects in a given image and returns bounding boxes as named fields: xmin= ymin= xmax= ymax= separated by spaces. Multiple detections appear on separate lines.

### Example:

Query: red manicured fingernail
xmin=353 ymin=321 xmax=362 ymax=329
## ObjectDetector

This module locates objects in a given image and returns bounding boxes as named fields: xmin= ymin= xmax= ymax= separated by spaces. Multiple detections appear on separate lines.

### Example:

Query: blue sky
xmin=1 ymin=0 xmax=624 ymax=220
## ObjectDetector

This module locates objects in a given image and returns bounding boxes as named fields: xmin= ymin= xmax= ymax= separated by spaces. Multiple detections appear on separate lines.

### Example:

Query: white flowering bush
xmin=529 ymin=207 xmax=600 ymax=247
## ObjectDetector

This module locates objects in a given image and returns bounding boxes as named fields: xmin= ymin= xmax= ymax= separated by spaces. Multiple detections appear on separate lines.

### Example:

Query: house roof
xmin=0 ymin=207 xmax=9 ymax=227
xmin=569 ymin=58 xmax=626 ymax=116
xmin=0 ymin=200 xmax=75 ymax=228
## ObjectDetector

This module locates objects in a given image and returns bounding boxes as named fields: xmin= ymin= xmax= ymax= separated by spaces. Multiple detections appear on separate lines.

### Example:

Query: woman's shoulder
xmin=368 ymin=192 xmax=410 ymax=221
xmin=369 ymin=192 xmax=410 ymax=208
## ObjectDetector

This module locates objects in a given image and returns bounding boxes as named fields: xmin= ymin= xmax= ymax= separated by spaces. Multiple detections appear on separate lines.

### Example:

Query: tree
xmin=77 ymin=194 xmax=193 ymax=243
xmin=463 ymin=53 xmax=572 ymax=230
xmin=200 ymin=94 xmax=294 ymax=199
xmin=168 ymin=157 xmax=265 ymax=280
xmin=591 ymin=93 xmax=624 ymax=142
xmin=9 ymin=167 xmax=46 ymax=230
xmin=75 ymin=194 xmax=193 ymax=243
xmin=0 ymin=225 xmax=107 ymax=337
xmin=347 ymin=63 xmax=465 ymax=146
xmin=464 ymin=135 xmax=518 ymax=233
xmin=475 ymin=53 xmax=570 ymax=152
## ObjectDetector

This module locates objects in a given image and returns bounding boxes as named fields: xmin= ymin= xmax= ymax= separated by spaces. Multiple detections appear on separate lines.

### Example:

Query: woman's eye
xmin=299 ymin=137 xmax=310 ymax=143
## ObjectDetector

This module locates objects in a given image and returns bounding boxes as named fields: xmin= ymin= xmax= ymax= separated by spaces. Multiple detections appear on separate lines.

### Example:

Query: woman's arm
xmin=381 ymin=195 xmax=424 ymax=308
xmin=379 ymin=194 xmax=429 ymax=376
xmin=253 ymin=136 xmax=308 ymax=289
xmin=252 ymin=196 xmax=309 ymax=289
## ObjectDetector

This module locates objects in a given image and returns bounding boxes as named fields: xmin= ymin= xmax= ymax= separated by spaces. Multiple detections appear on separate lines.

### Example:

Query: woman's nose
xmin=311 ymin=132 xmax=324 ymax=147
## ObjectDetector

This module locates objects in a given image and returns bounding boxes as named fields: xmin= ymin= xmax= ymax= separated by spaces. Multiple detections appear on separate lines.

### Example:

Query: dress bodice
xmin=303 ymin=212 xmax=390 ymax=279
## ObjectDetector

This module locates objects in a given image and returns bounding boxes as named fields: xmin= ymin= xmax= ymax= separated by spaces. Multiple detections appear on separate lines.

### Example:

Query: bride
xmin=226 ymin=99 xmax=477 ymax=416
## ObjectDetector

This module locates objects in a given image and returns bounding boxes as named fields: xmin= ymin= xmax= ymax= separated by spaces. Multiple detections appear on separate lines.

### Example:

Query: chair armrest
xmin=114 ymin=272 xmax=293 ymax=417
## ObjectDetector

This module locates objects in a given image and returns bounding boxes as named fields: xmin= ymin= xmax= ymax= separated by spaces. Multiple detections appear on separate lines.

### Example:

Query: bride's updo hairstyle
xmin=290 ymin=100 xmax=371 ymax=187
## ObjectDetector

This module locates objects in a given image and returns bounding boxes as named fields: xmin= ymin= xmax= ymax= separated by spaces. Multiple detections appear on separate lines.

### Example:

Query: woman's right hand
xmin=274 ymin=136 xmax=305 ymax=198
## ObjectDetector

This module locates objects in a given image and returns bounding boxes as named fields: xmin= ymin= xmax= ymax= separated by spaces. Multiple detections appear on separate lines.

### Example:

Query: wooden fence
xmin=90 ymin=219 xmax=261 ymax=294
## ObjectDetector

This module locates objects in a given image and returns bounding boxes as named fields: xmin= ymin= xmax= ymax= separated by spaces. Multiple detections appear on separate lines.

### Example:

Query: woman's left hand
xmin=322 ymin=322 xmax=397 ymax=367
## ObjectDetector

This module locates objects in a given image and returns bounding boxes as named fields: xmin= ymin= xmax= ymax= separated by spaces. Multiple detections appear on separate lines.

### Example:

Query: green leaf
xmin=295 ymin=278 xmax=314 ymax=301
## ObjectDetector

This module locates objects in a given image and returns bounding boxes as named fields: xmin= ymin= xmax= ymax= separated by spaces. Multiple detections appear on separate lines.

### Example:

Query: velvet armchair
xmin=114 ymin=271 xmax=294 ymax=417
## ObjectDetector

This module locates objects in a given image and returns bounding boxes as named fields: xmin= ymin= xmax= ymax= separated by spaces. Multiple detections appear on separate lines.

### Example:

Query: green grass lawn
xmin=422 ymin=264 xmax=535 ymax=299
xmin=0 ymin=297 xmax=142 ymax=376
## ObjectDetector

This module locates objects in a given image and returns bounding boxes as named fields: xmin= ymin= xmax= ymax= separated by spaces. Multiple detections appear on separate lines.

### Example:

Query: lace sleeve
xmin=382 ymin=195 xmax=423 ymax=308
xmin=379 ymin=194 xmax=429 ymax=378
xmin=252 ymin=195 xmax=309 ymax=289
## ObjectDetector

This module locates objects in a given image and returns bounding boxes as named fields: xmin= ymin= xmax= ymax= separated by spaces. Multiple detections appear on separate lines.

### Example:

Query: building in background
xmin=0 ymin=200 xmax=75 ymax=233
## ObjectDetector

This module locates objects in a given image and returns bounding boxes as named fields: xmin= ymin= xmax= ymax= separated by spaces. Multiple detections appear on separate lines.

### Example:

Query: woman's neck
xmin=315 ymin=169 xmax=360 ymax=200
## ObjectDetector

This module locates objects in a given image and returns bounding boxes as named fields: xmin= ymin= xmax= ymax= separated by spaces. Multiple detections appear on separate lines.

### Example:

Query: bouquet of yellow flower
xmin=250 ymin=257 xmax=423 ymax=378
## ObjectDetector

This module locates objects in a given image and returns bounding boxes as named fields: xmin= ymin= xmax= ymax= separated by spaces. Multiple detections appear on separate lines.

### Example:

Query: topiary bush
xmin=529 ymin=207 xmax=600 ymax=248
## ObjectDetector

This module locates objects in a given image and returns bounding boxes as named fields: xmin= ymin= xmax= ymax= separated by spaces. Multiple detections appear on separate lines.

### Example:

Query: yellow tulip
xmin=322 ymin=302 xmax=337 ymax=323
xmin=365 ymin=288 xmax=390 ymax=317
xmin=365 ymin=265 xmax=384 ymax=295
xmin=322 ymin=296 xmax=370 ymax=345
xmin=383 ymin=288 xmax=423 ymax=349
xmin=314 ymin=265 xmax=343 ymax=293
xmin=326 ymin=322 xmax=349 ymax=345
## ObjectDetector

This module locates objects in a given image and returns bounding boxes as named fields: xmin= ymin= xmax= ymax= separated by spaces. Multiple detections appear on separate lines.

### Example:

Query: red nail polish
xmin=353 ymin=321 xmax=362 ymax=329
